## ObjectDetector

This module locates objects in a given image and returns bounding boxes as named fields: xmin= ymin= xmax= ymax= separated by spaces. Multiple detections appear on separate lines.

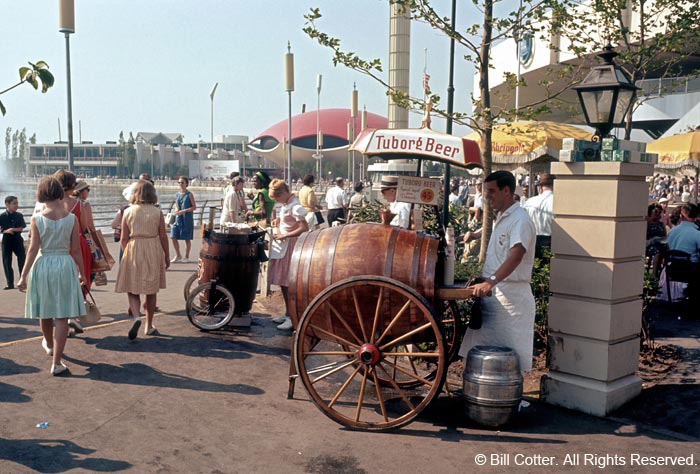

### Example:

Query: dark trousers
xmin=535 ymin=235 xmax=551 ymax=261
xmin=2 ymin=238 xmax=26 ymax=288
xmin=327 ymin=208 xmax=346 ymax=227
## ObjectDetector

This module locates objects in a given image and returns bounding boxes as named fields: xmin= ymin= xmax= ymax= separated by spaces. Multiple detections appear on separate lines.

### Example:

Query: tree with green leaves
xmin=29 ymin=133 xmax=37 ymax=144
xmin=304 ymin=0 xmax=582 ymax=261
xmin=0 ymin=61 xmax=55 ymax=116
xmin=553 ymin=0 xmax=700 ymax=139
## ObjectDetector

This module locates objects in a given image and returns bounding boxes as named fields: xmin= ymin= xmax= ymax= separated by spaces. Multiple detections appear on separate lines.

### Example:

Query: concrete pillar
xmin=541 ymin=161 xmax=653 ymax=416
xmin=388 ymin=2 xmax=410 ymax=130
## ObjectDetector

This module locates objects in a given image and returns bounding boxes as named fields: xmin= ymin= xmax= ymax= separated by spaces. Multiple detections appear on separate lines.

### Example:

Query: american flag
xmin=423 ymin=72 xmax=431 ymax=94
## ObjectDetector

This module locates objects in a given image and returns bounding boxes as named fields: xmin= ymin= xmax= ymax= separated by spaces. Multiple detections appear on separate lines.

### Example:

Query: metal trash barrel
xmin=463 ymin=345 xmax=523 ymax=427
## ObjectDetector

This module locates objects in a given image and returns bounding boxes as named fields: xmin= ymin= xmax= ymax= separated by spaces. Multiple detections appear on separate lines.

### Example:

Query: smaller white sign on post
xmin=189 ymin=160 xmax=240 ymax=179
xmin=396 ymin=176 xmax=441 ymax=206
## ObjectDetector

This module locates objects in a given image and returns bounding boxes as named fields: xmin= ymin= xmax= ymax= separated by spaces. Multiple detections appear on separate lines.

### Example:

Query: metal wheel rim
xmin=186 ymin=282 xmax=235 ymax=331
xmin=183 ymin=272 xmax=199 ymax=301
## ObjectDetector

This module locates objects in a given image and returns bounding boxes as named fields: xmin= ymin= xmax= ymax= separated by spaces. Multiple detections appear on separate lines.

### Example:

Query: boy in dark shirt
xmin=0 ymin=196 xmax=26 ymax=289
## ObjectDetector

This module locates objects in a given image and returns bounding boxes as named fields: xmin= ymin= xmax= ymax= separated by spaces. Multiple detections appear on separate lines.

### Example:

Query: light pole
xmin=316 ymin=74 xmax=323 ymax=179
xmin=350 ymin=83 xmax=358 ymax=184
xmin=442 ymin=0 xmax=457 ymax=229
xmin=59 ymin=0 xmax=75 ymax=171
xmin=361 ymin=106 xmax=367 ymax=181
xmin=209 ymin=82 xmax=218 ymax=159
xmin=284 ymin=42 xmax=295 ymax=183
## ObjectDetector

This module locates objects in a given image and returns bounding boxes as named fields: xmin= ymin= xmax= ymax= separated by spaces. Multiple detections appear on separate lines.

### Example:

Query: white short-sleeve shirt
xmin=389 ymin=201 xmax=411 ymax=228
xmin=482 ymin=202 xmax=536 ymax=283
xmin=523 ymin=190 xmax=554 ymax=236
xmin=279 ymin=195 xmax=308 ymax=234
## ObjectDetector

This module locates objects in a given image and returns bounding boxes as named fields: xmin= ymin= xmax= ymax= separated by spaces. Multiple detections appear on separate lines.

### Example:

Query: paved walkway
xmin=1 ymin=239 xmax=699 ymax=473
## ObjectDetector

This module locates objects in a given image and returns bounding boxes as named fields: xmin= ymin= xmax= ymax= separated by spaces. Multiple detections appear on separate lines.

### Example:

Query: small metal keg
xmin=463 ymin=345 xmax=523 ymax=427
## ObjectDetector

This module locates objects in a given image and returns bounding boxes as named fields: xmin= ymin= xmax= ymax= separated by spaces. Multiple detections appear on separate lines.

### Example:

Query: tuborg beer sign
xmin=350 ymin=127 xmax=481 ymax=168
xmin=396 ymin=176 xmax=441 ymax=206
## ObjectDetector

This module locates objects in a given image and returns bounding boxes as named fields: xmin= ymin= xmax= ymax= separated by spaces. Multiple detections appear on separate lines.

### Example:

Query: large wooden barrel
xmin=288 ymin=223 xmax=439 ymax=340
xmin=463 ymin=345 xmax=523 ymax=427
xmin=199 ymin=230 xmax=266 ymax=315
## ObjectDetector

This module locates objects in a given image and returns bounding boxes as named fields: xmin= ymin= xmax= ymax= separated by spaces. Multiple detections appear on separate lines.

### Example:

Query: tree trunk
xmin=623 ymin=71 xmax=638 ymax=140
xmin=478 ymin=0 xmax=494 ymax=264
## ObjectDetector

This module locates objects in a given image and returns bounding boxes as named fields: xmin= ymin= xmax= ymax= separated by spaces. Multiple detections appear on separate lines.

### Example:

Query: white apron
xmin=458 ymin=281 xmax=536 ymax=372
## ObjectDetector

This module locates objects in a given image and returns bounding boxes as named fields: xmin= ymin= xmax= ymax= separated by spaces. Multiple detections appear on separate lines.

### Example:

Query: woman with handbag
xmin=298 ymin=174 xmax=323 ymax=230
xmin=115 ymin=180 xmax=170 ymax=339
xmin=17 ymin=177 xmax=87 ymax=376
xmin=53 ymin=170 xmax=92 ymax=335
xmin=169 ymin=176 xmax=196 ymax=262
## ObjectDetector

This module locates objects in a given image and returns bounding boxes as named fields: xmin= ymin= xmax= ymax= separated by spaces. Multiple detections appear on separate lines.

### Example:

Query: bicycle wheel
xmin=186 ymin=282 xmax=235 ymax=331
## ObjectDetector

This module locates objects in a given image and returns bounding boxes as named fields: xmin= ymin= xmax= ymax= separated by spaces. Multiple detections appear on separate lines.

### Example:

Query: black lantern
xmin=573 ymin=45 xmax=639 ymax=138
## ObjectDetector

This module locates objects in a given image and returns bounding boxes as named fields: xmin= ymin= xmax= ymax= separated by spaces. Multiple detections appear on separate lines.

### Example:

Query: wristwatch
xmin=488 ymin=275 xmax=498 ymax=284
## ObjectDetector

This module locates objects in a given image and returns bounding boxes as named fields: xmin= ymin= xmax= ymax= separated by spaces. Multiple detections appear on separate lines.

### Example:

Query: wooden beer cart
xmin=286 ymin=126 xmax=483 ymax=430
xmin=185 ymin=208 xmax=268 ymax=331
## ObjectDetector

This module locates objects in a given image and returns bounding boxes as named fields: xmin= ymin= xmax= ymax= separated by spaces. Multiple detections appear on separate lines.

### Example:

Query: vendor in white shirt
xmin=378 ymin=176 xmax=411 ymax=229
xmin=460 ymin=170 xmax=537 ymax=372
xmin=523 ymin=173 xmax=554 ymax=258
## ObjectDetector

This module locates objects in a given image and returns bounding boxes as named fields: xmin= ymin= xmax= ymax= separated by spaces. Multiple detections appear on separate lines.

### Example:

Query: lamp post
xmin=442 ymin=0 xmax=457 ymax=229
xmin=361 ymin=106 xmax=367 ymax=181
xmin=573 ymin=45 xmax=639 ymax=141
xmin=315 ymin=74 xmax=323 ymax=179
xmin=59 ymin=0 xmax=75 ymax=171
xmin=209 ymin=82 xmax=218 ymax=159
xmin=351 ymin=83 xmax=358 ymax=184
xmin=284 ymin=42 xmax=295 ymax=183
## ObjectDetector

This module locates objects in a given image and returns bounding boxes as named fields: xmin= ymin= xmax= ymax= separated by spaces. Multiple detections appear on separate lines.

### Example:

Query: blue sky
xmin=1 ymin=0 xmax=510 ymax=146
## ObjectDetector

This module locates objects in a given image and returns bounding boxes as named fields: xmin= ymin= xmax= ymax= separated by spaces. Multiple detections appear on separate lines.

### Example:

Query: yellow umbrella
xmin=648 ymin=130 xmax=700 ymax=170
xmin=464 ymin=121 xmax=593 ymax=166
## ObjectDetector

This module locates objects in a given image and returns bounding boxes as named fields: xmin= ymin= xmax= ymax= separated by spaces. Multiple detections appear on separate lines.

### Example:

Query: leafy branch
xmin=0 ymin=61 xmax=55 ymax=116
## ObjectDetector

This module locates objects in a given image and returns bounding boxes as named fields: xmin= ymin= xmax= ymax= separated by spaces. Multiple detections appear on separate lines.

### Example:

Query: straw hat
xmin=380 ymin=176 xmax=399 ymax=190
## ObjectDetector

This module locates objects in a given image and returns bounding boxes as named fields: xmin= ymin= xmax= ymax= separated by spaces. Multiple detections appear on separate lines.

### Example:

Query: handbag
xmin=79 ymin=291 xmax=101 ymax=324
xmin=85 ymin=229 xmax=115 ymax=272
xmin=93 ymin=271 xmax=108 ymax=286
xmin=314 ymin=211 xmax=325 ymax=225
xmin=165 ymin=212 xmax=176 ymax=226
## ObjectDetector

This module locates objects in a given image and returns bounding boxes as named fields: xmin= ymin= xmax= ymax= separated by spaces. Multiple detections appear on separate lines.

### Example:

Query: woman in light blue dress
xmin=169 ymin=176 xmax=196 ymax=262
xmin=17 ymin=177 xmax=86 ymax=376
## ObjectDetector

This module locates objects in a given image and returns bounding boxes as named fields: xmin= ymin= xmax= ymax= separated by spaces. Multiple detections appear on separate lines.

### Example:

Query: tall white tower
xmin=388 ymin=2 xmax=410 ymax=129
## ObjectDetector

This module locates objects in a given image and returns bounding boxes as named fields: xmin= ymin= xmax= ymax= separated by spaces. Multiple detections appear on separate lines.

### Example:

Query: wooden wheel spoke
xmin=328 ymin=364 xmax=362 ymax=408
xmin=375 ymin=299 xmax=412 ymax=346
xmin=378 ymin=322 xmax=433 ymax=351
xmin=351 ymin=288 xmax=368 ymax=341
xmin=382 ymin=359 xmax=433 ymax=386
xmin=303 ymin=351 xmax=356 ymax=356
xmin=369 ymin=287 xmax=383 ymax=344
xmin=382 ymin=352 xmax=440 ymax=358
xmin=377 ymin=363 xmax=415 ymax=411
xmin=311 ymin=359 xmax=358 ymax=385
xmin=328 ymin=302 xmax=363 ymax=346
xmin=355 ymin=367 xmax=369 ymax=422
xmin=371 ymin=367 xmax=389 ymax=422
xmin=308 ymin=324 xmax=359 ymax=349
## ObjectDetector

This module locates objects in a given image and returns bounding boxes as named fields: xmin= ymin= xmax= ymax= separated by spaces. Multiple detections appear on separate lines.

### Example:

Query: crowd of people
xmin=4 ymin=165 xmax=699 ymax=378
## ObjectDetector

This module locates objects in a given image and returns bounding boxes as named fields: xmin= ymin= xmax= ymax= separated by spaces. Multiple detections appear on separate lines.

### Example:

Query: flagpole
xmin=418 ymin=48 xmax=429 ymax=177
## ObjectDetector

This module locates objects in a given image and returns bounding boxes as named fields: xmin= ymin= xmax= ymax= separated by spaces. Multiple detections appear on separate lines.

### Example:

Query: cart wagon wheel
xmin=294 ymin=276 xmax=446 ymax=431
xmin=369 ymin=300 xmax=463 ymax=389
xmin=186 ymin=281 xmax=235 ymax=331
xmin=183 ymin=272 xmax=199 ymax=301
